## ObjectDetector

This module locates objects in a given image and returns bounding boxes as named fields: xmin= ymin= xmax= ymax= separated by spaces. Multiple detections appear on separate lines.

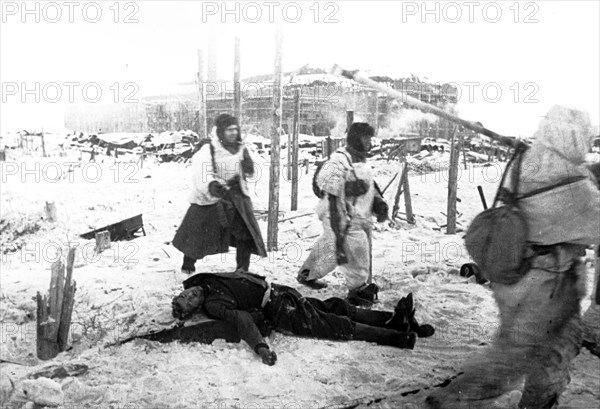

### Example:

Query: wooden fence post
xmin=37 ymin=247 xmax=77 ymax=360
xmin=267 ymin=25 xmax=283 ymax=252
xmin=446 ymin=127 xmax=459 ymax=234
xmin=291 ymin=88 xmax=300 ymax=211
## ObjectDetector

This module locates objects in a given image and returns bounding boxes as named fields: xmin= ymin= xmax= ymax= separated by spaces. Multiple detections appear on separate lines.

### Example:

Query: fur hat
xmin=215 ymin=114 xmax=240 ymax=140
xmin=347 ymin=122 xmax=375 ymax=152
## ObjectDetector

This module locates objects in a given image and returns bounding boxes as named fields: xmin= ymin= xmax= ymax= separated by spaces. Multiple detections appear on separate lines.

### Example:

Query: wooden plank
xmin=382 ymin=172 xmax=399 ymax=195
xmin=279 ymin=212 xmax=312 ymax=223
xmin=57 ymin=282 xmax=76 ymax=352
xmin=291 ymin=88 xmax=300 ymax=211
xmin=37 ymin=292 xmax=59 ymax=360
xmin=332 ymin=65 xmax=519 ymax=148
xmin=267 ymin=25 xmax=284 ymax=252
xmin=58 ymin=247 xmax=76 ymax=351
xmin=48 ymin=260 xmax=65 ymax=326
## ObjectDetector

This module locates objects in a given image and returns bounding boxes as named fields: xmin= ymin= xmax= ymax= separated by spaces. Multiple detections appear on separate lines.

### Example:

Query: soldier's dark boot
xmin=388 ymin=293 xmax=435 ymax=338
xmin=296 ymin=269 xmax=328 ymax=289
xmin=352 ymin=323 xmax=416 ymax=349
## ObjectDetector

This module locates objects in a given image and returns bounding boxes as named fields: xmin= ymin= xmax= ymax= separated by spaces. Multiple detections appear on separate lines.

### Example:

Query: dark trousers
xmin=263 ymin=285 xmax=393 ymax=341
xmin=182 ymin=238 xmax=254 ymax=272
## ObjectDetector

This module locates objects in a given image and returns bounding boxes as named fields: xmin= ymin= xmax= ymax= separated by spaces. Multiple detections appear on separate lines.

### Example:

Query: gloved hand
xmin=257 ymin=346 xmax=277 ymax=366
xmin=209 ymin=181 xmax=227 ymax=198
xmin=241 ymin=148 xmax=254 ymax=175
xmin=345 ymin=179 xmax=369 ymax=197
xmin=372 ymin=196 xmax=389 ymax=222
xmin=226 ymin=174 xmax=241 ymax=187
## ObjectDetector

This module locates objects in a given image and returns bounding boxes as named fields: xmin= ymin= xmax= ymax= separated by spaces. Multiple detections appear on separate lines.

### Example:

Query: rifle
xmin=104 ymin=320 xmax=242 ymax=348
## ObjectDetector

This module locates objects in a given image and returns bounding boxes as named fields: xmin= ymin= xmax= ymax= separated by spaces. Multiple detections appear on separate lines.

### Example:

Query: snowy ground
xmin=1 ymin=146 xmax=598 ymax=408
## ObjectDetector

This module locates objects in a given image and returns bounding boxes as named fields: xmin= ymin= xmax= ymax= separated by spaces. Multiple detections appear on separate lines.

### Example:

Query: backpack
xmin=312 ymin=150 xmax=357 ymax=198
xmin=464 ymin=142 xmax=531 ymax=285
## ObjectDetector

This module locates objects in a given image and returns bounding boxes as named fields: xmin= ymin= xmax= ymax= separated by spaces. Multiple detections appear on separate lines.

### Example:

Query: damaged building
xmin=64 ymin=66 xmax=458 ymax=140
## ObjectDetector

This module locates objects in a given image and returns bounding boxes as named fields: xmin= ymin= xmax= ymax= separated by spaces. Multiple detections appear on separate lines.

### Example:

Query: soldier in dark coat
xmin=172 ymin=271 xmax=435 ymax=366
xmin=172 ymin=114 xmax=267 ymax=274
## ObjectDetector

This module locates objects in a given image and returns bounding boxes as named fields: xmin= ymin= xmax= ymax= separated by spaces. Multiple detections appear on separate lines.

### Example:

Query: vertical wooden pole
xmin=267 ymin=25 xmax=283 ymax=252
xmin=197 ymin=49 xmax=207 ymax=138
xmin=37 ymin=292 xmax=58 ymax=360
xmin=287 ymin=130 xmax=292 ymax=180
xmin=41 ymin=132 xmax=47 ymax=157
xmin=402 ymin=162 xmax=414 ymax=224
xmin=446 ymin=126 xmax=459 ymax=234
xmin=291 ymin=88 xmax=300 ymax=211
xmin=57 ymin=247 xmax=76 ymax=352
xmin=233 ymin=37 xmax=242 ymax=121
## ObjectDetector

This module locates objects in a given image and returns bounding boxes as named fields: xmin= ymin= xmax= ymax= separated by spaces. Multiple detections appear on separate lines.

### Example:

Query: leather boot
xmin=405 ymin=293 xmax=435 ymax=338
xmin=352 ymin=323 xmax=416 ymax=349
xmin=296 ymin=269 xmax=328 ymax=289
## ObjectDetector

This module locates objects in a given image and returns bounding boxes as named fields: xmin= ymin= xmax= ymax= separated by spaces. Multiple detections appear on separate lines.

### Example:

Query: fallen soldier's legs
xmin=264 ymin=286 xmax=416 ymax=349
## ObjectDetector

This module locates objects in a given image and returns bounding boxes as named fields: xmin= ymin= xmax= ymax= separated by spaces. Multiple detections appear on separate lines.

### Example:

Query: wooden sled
xmin=80 ymin=214 xmax=145 ymax=241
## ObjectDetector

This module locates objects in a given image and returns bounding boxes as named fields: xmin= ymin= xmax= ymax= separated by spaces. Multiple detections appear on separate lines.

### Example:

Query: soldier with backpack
xmin=172 ymin=114 xmax=267 ymax=274
xmin=426 ymin=106 xmax=600 ymax=409
xmin=296 ymin=123 xmax=389 ymax=307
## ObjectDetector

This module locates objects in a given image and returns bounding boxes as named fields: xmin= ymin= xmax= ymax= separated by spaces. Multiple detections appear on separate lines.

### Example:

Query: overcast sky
xmin=1 ymin=0 xmax=599 ymax=137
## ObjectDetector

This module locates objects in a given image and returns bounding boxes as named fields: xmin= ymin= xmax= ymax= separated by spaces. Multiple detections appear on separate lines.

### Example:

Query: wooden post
xmin=197 ymin=49 xmax=207 ymax=138
xmin=37 ymin=247 xmax=77 ymax=360
xmin=291 ymin=88 xmax=300 ymax=211
xmin=287 ymin=130 xmax=292 ymax=180
xmin=57 ymin=247 xmax=76 ymax=352
xmin=233 ymin=37 xmax=242 ymax=121
xmin=403 ymin=165 xmax=414 ymax=224
xmin=41 ymin=132 xmax=47 ymax=157
xmin=446 ymin=127 xmax=459 ymax=234
xmin=267 ymin=25 xmax=283 ymax=252
xmin=37 ymin=292 xmax=58 ymax=360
